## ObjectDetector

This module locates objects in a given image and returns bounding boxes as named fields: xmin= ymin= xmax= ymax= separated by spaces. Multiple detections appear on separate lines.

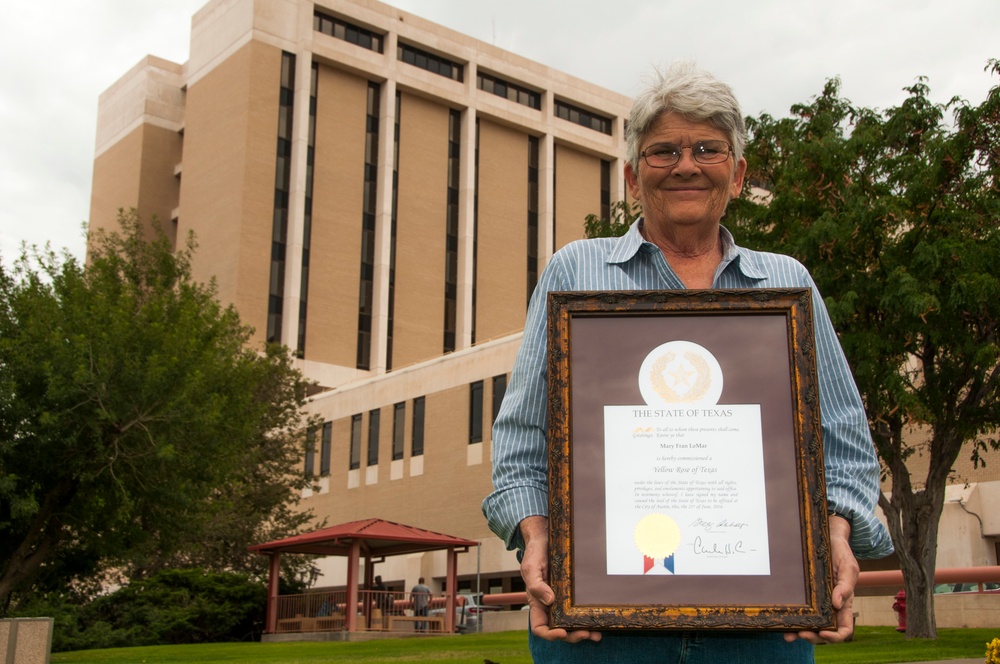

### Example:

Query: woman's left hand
xmin=785 ymin=514 xmax=858 ymax=645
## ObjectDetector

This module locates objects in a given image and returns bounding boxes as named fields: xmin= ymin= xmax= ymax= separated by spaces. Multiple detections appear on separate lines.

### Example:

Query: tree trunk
xmin=0 ymin=480 xmax=74 ymax=612
xmin=0 ymin=516 xmax=58 ymax=611
xmin=880 ymin=466 xmax=946 ymax=639
xmin=900 ymin=492 xmax=943 ymax=639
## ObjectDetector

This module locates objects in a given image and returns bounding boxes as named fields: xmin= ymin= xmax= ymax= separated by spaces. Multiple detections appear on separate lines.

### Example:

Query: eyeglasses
xmin=640 ymin=140 xmax=732 ymax=168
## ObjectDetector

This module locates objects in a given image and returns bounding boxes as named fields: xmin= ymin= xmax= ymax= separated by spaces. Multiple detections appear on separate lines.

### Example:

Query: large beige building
xmin=90 ymin=0 xmax=998 ymax=609
xmin=89 ymin=0 xmax=631 ymax=597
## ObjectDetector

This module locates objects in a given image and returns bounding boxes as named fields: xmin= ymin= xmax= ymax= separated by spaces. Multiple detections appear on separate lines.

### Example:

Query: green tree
xmin=584 ymin=199 xmax=640 ymax=239
xmin=0 ymin=211 xmax=316 ymax=610
xmin=728 ymin=62 xmax=1000 ymax=638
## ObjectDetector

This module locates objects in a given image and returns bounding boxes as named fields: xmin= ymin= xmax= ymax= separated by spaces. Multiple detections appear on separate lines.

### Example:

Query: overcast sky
xmin=2 ymin=0 xmax=997 ymax=263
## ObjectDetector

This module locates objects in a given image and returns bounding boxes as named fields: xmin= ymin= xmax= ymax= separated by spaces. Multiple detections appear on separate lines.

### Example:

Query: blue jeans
xmin=528 ymin=631 xmax=814 ymax=663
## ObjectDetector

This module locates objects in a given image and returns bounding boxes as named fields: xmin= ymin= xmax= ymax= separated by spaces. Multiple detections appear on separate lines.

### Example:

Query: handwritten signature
xmin=689 ymin=517 xmax=750 ymax=533
xmin=691 ymin=536 xmax=747 ymax=556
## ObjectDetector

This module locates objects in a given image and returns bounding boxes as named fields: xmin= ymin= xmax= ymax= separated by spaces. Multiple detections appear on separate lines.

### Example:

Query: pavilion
xmin=248 ymin=518 xmax=479 ymax=638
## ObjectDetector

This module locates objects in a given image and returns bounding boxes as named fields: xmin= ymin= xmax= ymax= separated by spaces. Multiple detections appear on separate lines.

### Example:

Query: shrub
xmin=14 ymin=568 xmax=267 ymax=651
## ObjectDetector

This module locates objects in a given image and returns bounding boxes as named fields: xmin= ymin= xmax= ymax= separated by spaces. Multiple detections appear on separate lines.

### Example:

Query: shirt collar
xmin=607 ymin=218 xmax=768 ymax=281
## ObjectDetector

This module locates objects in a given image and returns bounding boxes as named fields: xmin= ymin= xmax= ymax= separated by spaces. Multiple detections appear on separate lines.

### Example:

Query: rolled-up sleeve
xmin=481 ymin=256 xmax=568 ymax=552
xmin=809 ymin=280 xmax=894 ymax=559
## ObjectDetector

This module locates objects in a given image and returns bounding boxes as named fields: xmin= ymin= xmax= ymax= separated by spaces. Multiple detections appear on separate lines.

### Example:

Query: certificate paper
xmin=604 ymin=340 xmax=771 ymax=576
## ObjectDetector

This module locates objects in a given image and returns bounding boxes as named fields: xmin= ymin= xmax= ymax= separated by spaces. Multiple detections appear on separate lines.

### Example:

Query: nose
xmin=672 ymin=146 xmax=701 ymax=175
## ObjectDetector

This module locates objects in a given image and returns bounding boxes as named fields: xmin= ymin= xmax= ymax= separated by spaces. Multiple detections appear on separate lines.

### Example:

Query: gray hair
xmin=626 ymin=62 xmax=746 ymax=172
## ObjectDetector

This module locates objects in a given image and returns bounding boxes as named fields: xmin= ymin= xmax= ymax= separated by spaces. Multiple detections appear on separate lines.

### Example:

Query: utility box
xmin=1 ymin=618 xmax=53 ymax=664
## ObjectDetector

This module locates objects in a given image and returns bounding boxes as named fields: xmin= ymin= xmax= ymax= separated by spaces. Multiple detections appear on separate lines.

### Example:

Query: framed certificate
xmin=546 ymin=289 xmax=835 ymax=631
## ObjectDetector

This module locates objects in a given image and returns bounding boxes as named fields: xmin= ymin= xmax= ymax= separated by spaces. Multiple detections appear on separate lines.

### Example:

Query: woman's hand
xmin=520 ymin=516 xmax=602 ymax=643
xmin=785 ymin=514 xmax=858 ymax=645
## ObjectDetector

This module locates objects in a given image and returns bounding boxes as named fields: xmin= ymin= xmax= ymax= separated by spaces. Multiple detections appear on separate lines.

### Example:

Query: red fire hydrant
xmin=891 ymin=590 xmax=906 ymax=632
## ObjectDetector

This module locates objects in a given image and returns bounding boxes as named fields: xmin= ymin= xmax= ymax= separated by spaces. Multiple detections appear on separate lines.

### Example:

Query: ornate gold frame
xmin=546 ymin=289 xmax=835 ymax=631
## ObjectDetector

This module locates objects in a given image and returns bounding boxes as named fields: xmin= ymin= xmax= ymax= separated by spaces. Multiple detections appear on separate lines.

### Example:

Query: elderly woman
xmin=482 ymin=62 xmax=892 ymax=663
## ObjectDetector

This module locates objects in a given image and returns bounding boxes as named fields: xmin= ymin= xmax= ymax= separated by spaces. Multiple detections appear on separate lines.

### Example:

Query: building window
xmin=472 ymin=119 xmax=479 ymax=345
xmin=527 ymin=136 xmax=539 ymax=302
xmin=397 ymin=42 xmax=463 ymax=82
xmin=443 ymin=109 xmax=461 ymax=352
xmin=492 ymin=374 xmax=508 ymax=425
xmin=350 ymin=414 xmax=362 ymax=470
xmin=388 ymin=91 xmax=400 ymax=370
xmin=357 ymin=81 xmax=380 ymax=369
xmin=600 ymin=159 xmax=611 ymax=221
xmin=412 ymin=397 xmax=425 ymax=457
xmin=320 ymin=421 xmax=332 ymax=475
xmin=469 ymin=381 xmax=484 ymax=444
xmin=368 ymin=408 xmax=381 ymax=466
xmin=392 ymin=402 xmax=405 ymax=461
xmin=304 ymin=426 xmax=316 ymax=478
xmin=554 ymin=99 xmax=612 ymax=135
xmin=268 ymin=52 xmax=296 ymax=344
xmin=297 ymin=63 xmax=319 ymax=357
xmin=552 ymin=148 xmax=558 ymax=251
xmin=477 ymin=71 xmax=540 ymax=110
xmin=313 ymin=10 xmax=384 ymax=53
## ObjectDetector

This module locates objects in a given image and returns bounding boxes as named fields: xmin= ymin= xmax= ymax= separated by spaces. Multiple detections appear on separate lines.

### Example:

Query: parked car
xmin=933 ymin=582 xmax=1000 ymax=594
xmin=428 ymin=593 xmax=501 ymax=632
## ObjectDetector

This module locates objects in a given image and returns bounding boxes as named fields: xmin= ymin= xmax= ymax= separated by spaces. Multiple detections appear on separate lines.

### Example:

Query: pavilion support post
xmin=445 ymin=547 xmax=458 ymax=633
xmin=346 ymin=540 xmax=361 ymax=632
xmin=265 ymin=553 xmax=281 ymax=633
xmin=363 ymin=552 xmax=374 ymax=629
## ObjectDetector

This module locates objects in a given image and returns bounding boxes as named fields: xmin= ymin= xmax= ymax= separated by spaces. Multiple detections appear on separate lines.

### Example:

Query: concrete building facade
xmin=90 ymin=0 xmax=630 ymax=597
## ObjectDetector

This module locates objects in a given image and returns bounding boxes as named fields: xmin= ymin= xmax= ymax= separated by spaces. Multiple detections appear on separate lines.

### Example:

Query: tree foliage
xmin=729 ymin=61 xmax=1000 ymax=638
xmin=12 ymin=568 xmax=273 ymax=651
xmin=0 ymin=211 xmax=316 ymax=611
xmin=584 ymin=199 xmax=641 ymax=239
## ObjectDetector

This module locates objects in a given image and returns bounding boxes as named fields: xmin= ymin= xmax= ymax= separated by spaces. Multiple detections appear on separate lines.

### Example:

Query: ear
xmin=730 ymin=157 xmax=747 ymax=198
xmin=624 ymin=161 xmax=642 ymax=200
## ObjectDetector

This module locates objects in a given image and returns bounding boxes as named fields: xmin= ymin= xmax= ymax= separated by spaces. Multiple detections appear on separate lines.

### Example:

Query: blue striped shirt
xmin=482 ymin=220 xmax=893 ymax=560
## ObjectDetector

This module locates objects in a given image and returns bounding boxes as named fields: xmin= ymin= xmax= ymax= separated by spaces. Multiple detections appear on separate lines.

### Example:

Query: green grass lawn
xmin=50 ymin=627 xmax=997 ymax=664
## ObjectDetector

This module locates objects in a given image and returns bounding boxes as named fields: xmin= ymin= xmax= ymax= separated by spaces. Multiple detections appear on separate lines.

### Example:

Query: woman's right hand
xmin=519 ymin=515 xmax=602 ymax=643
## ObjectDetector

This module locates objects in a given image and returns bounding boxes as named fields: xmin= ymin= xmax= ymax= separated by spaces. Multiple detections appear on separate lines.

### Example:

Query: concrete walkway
xmin=899 ymin=660 xmax=982 ymax=664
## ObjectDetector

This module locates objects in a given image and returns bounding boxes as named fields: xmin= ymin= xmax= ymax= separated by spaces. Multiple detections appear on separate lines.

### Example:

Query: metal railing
xmin=274 ymin=589 xmax=450 ymax=633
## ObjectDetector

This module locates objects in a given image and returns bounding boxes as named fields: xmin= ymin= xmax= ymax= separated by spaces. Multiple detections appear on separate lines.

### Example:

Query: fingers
xmin=785 ymin=547 xmax=858 ymax=646
xmin=805 ymin=514 xmax=859 ymax=644
xmin=524 ymin=569 xmax=599 ymax=642
xmin=518 ymin=516 xmax=602 ymax=644
xmin=529 ymin=607 xmax=601 ymax=643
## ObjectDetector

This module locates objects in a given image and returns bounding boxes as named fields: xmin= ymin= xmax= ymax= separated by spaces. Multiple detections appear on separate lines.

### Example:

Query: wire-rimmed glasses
xmin=640 ymin=140 xmax=733 ymax=168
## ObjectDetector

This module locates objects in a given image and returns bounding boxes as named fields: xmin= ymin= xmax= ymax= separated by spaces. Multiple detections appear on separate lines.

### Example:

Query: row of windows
xmin=527 ymin=136 xmax=540 ymax=301
xmin=304 ymin=376 xmax=507 ymax=479
xmin=443 ymin=109 xmax=461 ymax=353
xmin=477 ymin=71 xmax=541 ymax=110
xmin=357 ymin=82 xmax=381 ymax=370
xmin=554 ymin=99 xmax=613 ymax=136
xmin=386 ymin=92 xmax=401 ymax=370
xmin=331 ymin=396 xmax=423 ymax=473
xmin=267 ymin=52 xmax=296 ymax=344
xmin=314 ymin=10 xmax=384 ymax=53
xmin=397 ymin=43 xmax=463 ymax=82
xmin=470 ymin=374 xmax=508 ymax=443
xmin=313 ymin=17 xmax=613 ymax=135
xmin=296 ymin=63 xmax=319 ymax=357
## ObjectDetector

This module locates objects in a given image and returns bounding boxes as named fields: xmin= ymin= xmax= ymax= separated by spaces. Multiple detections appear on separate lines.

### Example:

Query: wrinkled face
xmin=625 ymin=112 xmax=747 ymax=232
